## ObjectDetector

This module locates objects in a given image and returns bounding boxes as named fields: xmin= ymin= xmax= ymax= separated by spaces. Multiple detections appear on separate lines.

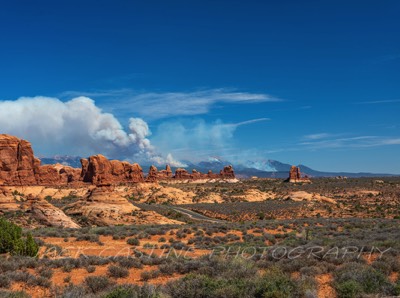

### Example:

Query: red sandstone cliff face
xmin=0 ymin=134 xmax=79 ymax=186
xmin=0 ymin=134 xmax=38 ymax=185
xmin=81 ymin=154 xmax=144 ymax=185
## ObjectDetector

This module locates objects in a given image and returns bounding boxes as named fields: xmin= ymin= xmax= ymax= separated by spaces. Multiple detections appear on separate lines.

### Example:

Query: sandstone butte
xmin=0 ymin=134 xmax=236 ymax=186
xmin=286 ymin=165 xmax=311 ymax=183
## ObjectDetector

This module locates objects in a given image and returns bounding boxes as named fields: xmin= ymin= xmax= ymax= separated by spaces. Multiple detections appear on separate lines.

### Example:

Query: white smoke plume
xmin=151 ymin=118 xmax=269 ymax=162
xmin=0 ymin=96 xmax=184 ymax=166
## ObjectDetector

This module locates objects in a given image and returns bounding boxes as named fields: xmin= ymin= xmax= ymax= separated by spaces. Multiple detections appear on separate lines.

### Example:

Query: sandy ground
xmin=316 ymin=274 xmax=336 ymax=298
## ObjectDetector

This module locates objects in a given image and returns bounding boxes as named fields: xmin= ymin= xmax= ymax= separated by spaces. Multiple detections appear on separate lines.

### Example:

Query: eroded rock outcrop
xmin=159 ymin=165 xmax=173 ymax=179
xmin=220 ymin=165 xmax=235 ymax=179
xmin=0 ymin=134 xmax=80 ymax=186
xmin=0 ymin=134 xmax=235 ymax=186
xmin=65 ymin=185 xmax=140 ymax=226
xmin=0 ymin=134 xmax=39 ymax=185
xmin=22 ymin=196 xmax=81 ymax=228
xmin=145 ymin=165 xmax=159 ymax=182
xmin=287 ymin=166 xmax=311 ymax=183
xmin=0 ymin=187 xmax=21 ymax=212
xmin=172 ymin=165 xmax=235 ymax=180
xmin=81 ymin=155 xmax=144 ymax=185
xmin=174 ymin=168 xmax=192 ymax=179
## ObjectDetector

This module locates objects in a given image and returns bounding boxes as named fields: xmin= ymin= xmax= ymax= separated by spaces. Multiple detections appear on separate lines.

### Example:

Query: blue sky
xmin=0 ymin=1 xmax=399 ymax=173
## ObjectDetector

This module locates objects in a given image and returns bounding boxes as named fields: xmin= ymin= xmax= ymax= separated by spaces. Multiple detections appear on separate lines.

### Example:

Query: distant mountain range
xmin=40 ymin=155 xmax=396 ymax=178
xmin=41 ymin=155 xmax=82 ymax=168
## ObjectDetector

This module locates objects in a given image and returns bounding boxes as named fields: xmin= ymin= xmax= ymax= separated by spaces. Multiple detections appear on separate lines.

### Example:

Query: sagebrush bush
xmin=38 ymin=267 xmax=54 ymax=279
xmin=0 ymin=275 xmax=11 ymax=289
xmin=107 ymin=265 xmax=129 ymax=278
xmin=116 ymin=257 xmax=142 ymax=269
xmin=140 ymin=270 xmax=160 ymax=281
xmin=27 ymin=276 xmax=51 ymax=288
xmin=86 ymin=265 xmax=96 ymax=273
xmin=85 ymin=276 xmax=114 ymax=293
xmin=126 ymin=238 xmax=140 ymax=246
xmin=0 ymin=290 xmax=30 ymax=298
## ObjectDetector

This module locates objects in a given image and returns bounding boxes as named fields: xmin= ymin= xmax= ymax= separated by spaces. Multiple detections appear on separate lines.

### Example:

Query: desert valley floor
xmin=1 ymin=177 xmax=400 ymax=298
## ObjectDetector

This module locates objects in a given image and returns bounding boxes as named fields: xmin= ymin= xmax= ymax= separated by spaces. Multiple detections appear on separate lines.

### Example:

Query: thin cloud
xmin=374 ymin=53 xmax=400 ymax=63
xmin=61 ymin=88 xmax=281 ymax=120
xmin=354 ymin=99 xmax=400 ymax=105
xmin=60 ymin=89 xmax=133 ymax=98
xmin=300 ymin=136 xmax=400 ymax=149
xmin=223 ymin=118 xmax=270 ymax=128
xmin=303 ymin=133 xmax=333 ymax=140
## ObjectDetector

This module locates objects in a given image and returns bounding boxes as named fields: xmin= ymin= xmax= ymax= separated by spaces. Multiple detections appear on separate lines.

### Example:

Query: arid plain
xmin=1 ymin=134 xmax=399 ymax=298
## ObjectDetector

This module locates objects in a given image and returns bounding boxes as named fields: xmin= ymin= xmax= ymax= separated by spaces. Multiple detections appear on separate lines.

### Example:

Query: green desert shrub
xmin=336 ymin=280 xmax=363 ymax=298
xmin=254 ymin=267 xmax=298 ymax=298
xmin=0 ymin=217 xmax=21 ymax=253
xmin=104 ymin=284 xmax=158 ymax=298
xmin=334 ymin=262 xmax=395 ymax=297
xmin=0 ymin=218 xmax=39 ymax=257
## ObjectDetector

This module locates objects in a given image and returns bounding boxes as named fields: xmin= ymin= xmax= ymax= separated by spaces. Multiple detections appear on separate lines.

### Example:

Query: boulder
xmin=22 ymin=196 xmax=81 ymax=228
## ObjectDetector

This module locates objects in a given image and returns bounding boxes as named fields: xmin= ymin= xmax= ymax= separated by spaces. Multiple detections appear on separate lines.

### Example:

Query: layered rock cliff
xmin=0 ymin=134 xmax=79 ymax=185
xmin=80 ymin=154 xmax=144 ymax=185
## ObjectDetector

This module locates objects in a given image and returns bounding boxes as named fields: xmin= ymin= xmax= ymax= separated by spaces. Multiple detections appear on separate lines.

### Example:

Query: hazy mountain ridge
xmin=41 ymin=156 xmax=396 ymax=178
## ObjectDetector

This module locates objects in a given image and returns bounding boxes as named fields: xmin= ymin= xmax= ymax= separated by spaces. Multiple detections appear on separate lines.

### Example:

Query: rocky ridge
xmin=0 ymin=134 xmax=236 ymax=186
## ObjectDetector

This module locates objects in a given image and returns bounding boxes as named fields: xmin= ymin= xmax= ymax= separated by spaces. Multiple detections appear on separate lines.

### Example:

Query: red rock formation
xmin=159 ymin=165 xmax=173 ymax=179
xmin=0 ymin=134 xmax=235 ymax=186
xmin=58 ymin=165 xmax=81 ymax=183
xmin=0 ymin=134 xmax=80 ymax=186
xmin=174 ymin=168 xmax=192 ymax=179
xmin=287 ymin=166 xmax=311 ymax=183
xmin=146 ymin=165 xmax=158 ymax=182
xmin=0 ymin=134 xmax=38 ymax=185
xmin=289 ymin=165 xmax=301 ymax=181
xmin=145 ymin=165 xmax=175 ymax=181
xmin=220 ymin=165 xmax=235 ymax=179
xmin=81 ymin=154 xmax=144 ymax=185
xmin=173 ymin=165 xmax=236 ymax=180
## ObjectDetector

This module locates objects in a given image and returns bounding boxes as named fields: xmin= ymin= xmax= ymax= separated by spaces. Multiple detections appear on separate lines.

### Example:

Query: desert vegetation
xmin=1 ymin=177 xmax=400 ymax=297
